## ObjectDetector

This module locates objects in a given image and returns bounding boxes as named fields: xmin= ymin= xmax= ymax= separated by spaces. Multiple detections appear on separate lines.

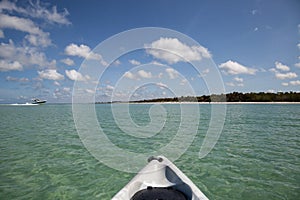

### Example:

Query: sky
xmin=0 ymin=0 xmax=299 ymax=103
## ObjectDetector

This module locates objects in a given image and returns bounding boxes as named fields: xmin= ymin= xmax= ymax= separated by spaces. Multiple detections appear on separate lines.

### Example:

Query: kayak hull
xmin=112 ymin=156 xmax=208 ymax=200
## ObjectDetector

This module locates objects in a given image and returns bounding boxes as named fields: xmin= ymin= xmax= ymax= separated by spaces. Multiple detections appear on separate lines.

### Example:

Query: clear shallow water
xmin=0 ymin=104 xmax=299 ymax=199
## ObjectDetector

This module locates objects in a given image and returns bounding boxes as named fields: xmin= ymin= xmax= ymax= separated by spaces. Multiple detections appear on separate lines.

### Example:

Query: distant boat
xmin=31 ymin=98 xmax=47 ymax=104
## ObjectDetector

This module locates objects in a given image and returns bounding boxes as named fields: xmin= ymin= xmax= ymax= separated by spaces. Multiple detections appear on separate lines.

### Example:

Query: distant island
xmin=96 ymin=92 xmax=300 ymax=104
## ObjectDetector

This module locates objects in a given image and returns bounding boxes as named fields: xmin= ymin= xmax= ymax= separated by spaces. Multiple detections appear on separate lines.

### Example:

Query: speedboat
xmin=112 ymin=156 xmax=208 ymax=200
xmin=31 ymin=98 xmax=47 ymax=104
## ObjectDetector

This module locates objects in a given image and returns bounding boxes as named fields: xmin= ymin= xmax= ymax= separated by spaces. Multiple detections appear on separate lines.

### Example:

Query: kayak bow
xmin=112 ymin=156 xmax=208 ymax=200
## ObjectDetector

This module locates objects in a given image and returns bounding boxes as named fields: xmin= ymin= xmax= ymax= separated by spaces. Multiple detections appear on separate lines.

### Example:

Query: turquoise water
xmin=0 ymin=104 xmax=299 ymax=199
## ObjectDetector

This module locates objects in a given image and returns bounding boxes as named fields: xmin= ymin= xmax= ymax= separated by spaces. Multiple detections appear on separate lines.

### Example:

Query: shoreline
xmin=101 ymin=101 xmax=300 ymax=105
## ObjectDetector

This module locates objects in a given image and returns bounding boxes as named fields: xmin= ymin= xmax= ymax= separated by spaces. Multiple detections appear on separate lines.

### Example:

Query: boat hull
xmin=32 ymin=100 xmax=47 ymax=104
xmin=112 ymin=156 xmax=208 ymax=200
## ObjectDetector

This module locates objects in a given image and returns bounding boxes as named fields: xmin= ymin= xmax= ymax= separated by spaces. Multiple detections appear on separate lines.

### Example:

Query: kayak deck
xmin=112 ymin=156 xmax=208 ymax=200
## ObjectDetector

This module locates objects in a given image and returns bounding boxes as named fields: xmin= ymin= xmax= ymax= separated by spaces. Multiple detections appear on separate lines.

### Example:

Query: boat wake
xmin=9 ymin=103 xmax=38 ymax=106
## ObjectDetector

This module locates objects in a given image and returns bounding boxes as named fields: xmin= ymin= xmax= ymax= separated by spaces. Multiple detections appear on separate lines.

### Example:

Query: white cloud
xmin=129 ymin=59 xmax=141 ymax=65
xmin=275 ymin=61 xmax=290 ymax=71
xmin=113 ymin=59 xmax=121 ymax=66
xmin=38 ymin=69 xmax=64 ymax=80
xmin=65 ymin=69 xmax=90 ymax=81
xmin=6 ymin=76 xmax=29 ymax=82
xmin=53 ymin=81 xmax=60 ymax=86
xmin=156 ymin=82 xmax=167 ymax=88
xmin=290 ymin=80 xmax=300 ymax=86
xmin=298 ymin=43 xmax=300 ymax=49
xmin=0 ymin=0 xmax=71 ymax=76
xmin=275 ymin=72 xmax=297 ymax=80
xmin=62 ymin=87 xmax=71 ymax=92
xmin=165 ymin=68 xmax=179 ymax=79
xmin=150 ymin=61 xmax=165 ymax=66
xmin=65 ymin=43 xmax=103 ymax=61
xmin=61 ymin=58 xmax=75 ymax=66
xmin=267 ymin=89 xmax=275 ymax=93
xmin=145 ymin=37 xmax=211 ymax=64
xmin=282 ymin=82 xmax=289 ymax=86
xmin=124 ymin=71 xmax=135 ymax=79
xmin=0 ymin=13 xmax=43 ymax=35
xmin=219 ymin=60 xmax=256 ymax=75
xmin=0 ymin=14 xmax=51 ymax=47
xmin=85 ymin=89 xmax=95 ymax=94
xmin=180 ymin=79 xmax=188 ymax=85
xmin=226 ymin=81 xmax=243 ymax=87
xmin=226 ymin=82 xmax=235 ymax=87
xmin=106 ymin=85 xmax=114 ymax=90
xmin=0 ymin=60 xmax=22 ymax=71
xmin=295 ymin=62 xmax=300 ymax=68
xmin=158 ymin=72 xmax=163 ymax=79
xmin=0 ymin=0 xmax=70 ymax=25
xmin=123 ymin=70 xmax=152 ymax=80
xmin=234 ymin=77 xmax=243 ymax=82
xmin=269 ymin=67 xmax=298 ymax=80
xmin=254 ymin=27 xmax=258 ymax=32
xmin=137 ymin=70 xmax=152 ymax=78
xmin=25 ymin=32 xmax=51 ymax=47
xmin=251 ymin=9 xmax=258 ymax=15
xmin=0 ymin=39 xmax=55 ymax=70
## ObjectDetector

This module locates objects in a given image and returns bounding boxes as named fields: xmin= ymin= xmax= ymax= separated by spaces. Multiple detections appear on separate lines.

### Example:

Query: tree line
xmin=131 ymin=92 xmax=300 ymax=103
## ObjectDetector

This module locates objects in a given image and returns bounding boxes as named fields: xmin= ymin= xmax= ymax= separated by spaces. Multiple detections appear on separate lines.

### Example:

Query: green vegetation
xmin=96 ymin=92 xmax=300 ymax=104
xmin=131 ymin=92 xmax=300 ymax=103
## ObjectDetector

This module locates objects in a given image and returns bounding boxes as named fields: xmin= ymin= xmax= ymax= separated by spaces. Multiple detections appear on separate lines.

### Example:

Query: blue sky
xmin=0 ymin=0 xmax=299 ymax=103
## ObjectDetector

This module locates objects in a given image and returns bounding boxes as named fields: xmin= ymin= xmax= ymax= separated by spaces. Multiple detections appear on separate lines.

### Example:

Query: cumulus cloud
xmin=234 ymin=77 xmax=243 ymax=82
xmin=61 ymin=58 xmax=75 ymax=66
xmin=65 ymin=69 xmax=90 ymax=81
xmin=85 ymin=89 xmax=95 ymax=94
xmin=165 ymin=68 xmax=179 ymax=79
xmin=65 ymin=43 xmax=105 ymax=62
xmin=0 ymin=40 xmax=55 ymax=70
xmin=290 ymin=80 xmax=300 ymax=86
xmin=219 ymin=60 xmax=256 ymax=75
xmin=124 ymin=71 xmax=135 ymax=79
xmin=295 ymin=62 xmax=300 ymax=68
xmin=275 ymin=72 xmax=297 ymax=80
xmin=137 ymin=70 xmax=152 ymax=78
xmin=145 ymin=37 xmax=211 ymax=64
xmin=106 ymin=85 xmax=114 ymax=90
xmin=275 ymin=61 xmax=290 ymax=71
xmin=269 ymin=66 xmax=298 ymax=80
xmin=38 ymin=69 xmax=64 ymax=80
xmin=0 ymin=1 xmax=70 ymax=71
xmin=123 ymin=70 xmax=152 ymax=79
xmin=129 ymin=59 xmax=141 ymax=65
xmin=0 ymin=60 xmax=22 ymax=71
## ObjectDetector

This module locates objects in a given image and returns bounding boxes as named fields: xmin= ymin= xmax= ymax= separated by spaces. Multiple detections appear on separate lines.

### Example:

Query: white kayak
xmin=112 ymin=156 xmax=208 ymax=200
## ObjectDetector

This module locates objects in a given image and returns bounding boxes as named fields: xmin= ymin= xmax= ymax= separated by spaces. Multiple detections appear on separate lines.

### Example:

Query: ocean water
xmin=0 ymin=103 xmax=299 ymax=199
